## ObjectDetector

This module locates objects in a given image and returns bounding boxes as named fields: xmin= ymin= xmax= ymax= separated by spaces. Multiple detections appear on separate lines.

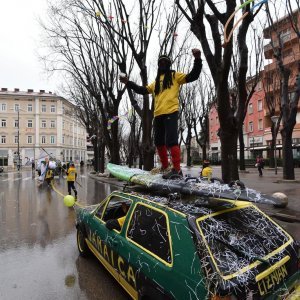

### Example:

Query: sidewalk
xmin=182 ymin=165 xmax=300 ymax=215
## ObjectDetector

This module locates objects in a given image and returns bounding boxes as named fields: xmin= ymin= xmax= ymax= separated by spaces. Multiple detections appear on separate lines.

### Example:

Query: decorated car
xmin=75 ymin=190 xmax=300 ymax=300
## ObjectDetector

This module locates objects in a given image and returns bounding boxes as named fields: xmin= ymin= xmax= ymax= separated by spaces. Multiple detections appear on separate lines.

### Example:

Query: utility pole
xmin=17 ymin=108 xmax=20 ymax=171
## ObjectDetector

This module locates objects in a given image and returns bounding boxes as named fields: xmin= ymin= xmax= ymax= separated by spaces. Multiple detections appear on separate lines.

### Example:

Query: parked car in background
xmin=75 ymin=190 xmax=300 ymax=300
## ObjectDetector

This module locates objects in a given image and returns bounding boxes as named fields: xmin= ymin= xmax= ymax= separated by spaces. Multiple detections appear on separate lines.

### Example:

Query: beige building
xmin=0 ymin=88 xmax=87 ymax=168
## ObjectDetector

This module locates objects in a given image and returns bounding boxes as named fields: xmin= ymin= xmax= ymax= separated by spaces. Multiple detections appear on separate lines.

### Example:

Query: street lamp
xmin=271 ymin=115 xmax=279 ymax=175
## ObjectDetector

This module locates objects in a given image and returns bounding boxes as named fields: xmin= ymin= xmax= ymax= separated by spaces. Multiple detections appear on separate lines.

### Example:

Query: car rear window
xmin=196 ymin=205 xmax=292 ymax=276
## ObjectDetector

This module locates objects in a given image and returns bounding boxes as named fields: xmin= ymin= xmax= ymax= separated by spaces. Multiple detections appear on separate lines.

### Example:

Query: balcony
xmin=264 ymin=31 xmax=298 ymax=59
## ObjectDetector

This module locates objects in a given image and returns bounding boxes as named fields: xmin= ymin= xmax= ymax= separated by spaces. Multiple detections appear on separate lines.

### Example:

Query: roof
xmin=118 ymin=190 xmax=247 ymax=218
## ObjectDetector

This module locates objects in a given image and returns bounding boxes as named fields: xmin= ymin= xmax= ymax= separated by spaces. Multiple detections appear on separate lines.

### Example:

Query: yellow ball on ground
xmin=64 ymin=195 xmax=75 ymax=207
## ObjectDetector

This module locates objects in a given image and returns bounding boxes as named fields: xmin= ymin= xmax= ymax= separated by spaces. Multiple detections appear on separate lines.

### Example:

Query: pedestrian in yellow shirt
xmin=45 ymin=167 xmax=53 ymax=187
xmin=201 ymin=160 xmax=213 ymax=180
xmin=66 ymin=163 xmax=77 ymax=199
xmin=120 ymin=49 xmax=202 ymax=179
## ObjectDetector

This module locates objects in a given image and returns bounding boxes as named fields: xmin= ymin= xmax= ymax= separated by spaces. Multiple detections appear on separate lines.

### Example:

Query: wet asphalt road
xmin=0 ymin=169 xmax=129 ymax=300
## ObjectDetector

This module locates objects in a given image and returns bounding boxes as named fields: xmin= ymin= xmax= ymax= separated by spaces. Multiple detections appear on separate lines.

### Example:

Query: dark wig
xmin=154 ymin=68 xmax=176 ymax=96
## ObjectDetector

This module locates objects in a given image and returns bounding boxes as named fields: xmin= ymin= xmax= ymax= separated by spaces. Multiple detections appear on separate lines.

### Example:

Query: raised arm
xmin=119 ymin=74 xmax=149 ymax=95
xmin=185 ymin=49 xmax=202 ymax=83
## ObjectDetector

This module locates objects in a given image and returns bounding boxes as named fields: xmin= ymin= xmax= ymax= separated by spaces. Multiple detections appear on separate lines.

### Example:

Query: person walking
xmin=66 ymin=163 xmax=78 ymax=199
xmin=45 ymin=166 xmax=53 ymax=187
xmin=120 ymin=49 xmax=202 ymax=179
xmin=256 ymin=155 xmax=264 ymax=177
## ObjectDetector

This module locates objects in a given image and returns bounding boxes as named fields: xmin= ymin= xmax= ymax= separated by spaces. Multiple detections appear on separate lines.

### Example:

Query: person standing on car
xmin=66 ymin=163 xmax=77 ymax=199
xmin=120 ymin=49 xmax=202 ymax=179
xmin=256 ymin=155 xmax=264 ymax=177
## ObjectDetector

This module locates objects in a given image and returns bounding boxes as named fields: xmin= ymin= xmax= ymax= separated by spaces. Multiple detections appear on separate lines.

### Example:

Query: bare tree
xmin=175 ymin=0 xmax=262 ymax=182
xmin=40 ymin=0 xmax=134 ymax=167
xmin=265 ymin=3 xmax=300 ymax=179
xmin=94 ymin=0 xmax=184 ymax=170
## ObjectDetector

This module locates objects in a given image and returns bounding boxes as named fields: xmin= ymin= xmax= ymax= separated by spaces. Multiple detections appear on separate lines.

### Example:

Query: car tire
xmin=77 ymin=228 xmax=90 ymax=257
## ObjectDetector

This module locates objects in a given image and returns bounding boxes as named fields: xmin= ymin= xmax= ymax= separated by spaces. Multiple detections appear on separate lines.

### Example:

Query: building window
xmin=50 ymin=136 xmax=55 ymax=144
xmin=41 ymin=136 xmax=46 ymax=144
xmin=249 ymin=121 xmax=253 ymax=132
xmin=62 ymin=107 xmax=65 ymax=114
xmin=27 ymin=120 xmax=33 ymax=128
xmin=258 ymin=119 xmax=263 ymax=130
xmin=50 ymin=105 xmax=56 ymax=113
xmin=41 ymin=120 xmax=46 ymax=128
xmin=41 ymin=104 xmax=46 ymax=113
xmin=14 ymin=120 xmax=19 ymax=128
xmin=279 ymin=29 xmax=291 ymax=43
xmin=1 ymin=119 xmax=6 ymax=127
xmin=1 ymin=136 xmax=6 ymax=144
xmin=27 ymin=136 xmax=33 ymax=144
xmin=248 ymin=103 xmax=253 ymax=114
xmin=62 ymin=136 xmax=65 ymax=144
xmin=257 ymin=100 xmax=263 ymax=111
xmin=50 ymin=120 xmax=56 ymax=128
xmin=14 ymin=136 xmax=18 ymax=144
xmin=27 ymin=104 xmax=33 ymax=112
xmin=62 ymin=121 xmax=65 ymax=129
xmin=1 ymin=103 xmax=6 ymax=111
xmin=14 ymin=103 xmax=19 ymax=112
xmin=283 ymin=48 xmax=292 ymax=58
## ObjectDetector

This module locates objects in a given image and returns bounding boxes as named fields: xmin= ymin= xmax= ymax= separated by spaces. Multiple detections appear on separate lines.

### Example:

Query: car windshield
xmin=196 ymin=205 xmax=292 ymax=277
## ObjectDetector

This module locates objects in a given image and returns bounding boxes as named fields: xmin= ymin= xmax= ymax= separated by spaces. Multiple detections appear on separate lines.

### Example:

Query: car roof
xmin=113 ymin=189 xmax=250 ymax=218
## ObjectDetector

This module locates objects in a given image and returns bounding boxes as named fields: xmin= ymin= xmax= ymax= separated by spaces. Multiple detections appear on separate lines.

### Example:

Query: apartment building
xmin=0 ymin=88 xmax=87 ymax=168
xmin=208 ymin=11 xmax=300 ymax=161
xmin=263 ymin=10 xmax=300 ymax=156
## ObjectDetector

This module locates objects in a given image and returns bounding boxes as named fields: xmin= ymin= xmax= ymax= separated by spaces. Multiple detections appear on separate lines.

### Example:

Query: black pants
xmin=154 ymin=112 xmax=178 ymax=147
xmin=68 ymin=181 xmax=77 ymax=195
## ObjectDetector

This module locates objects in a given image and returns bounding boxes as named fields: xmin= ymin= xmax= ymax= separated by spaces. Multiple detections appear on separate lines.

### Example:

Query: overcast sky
xmin=0 ymin=0 xmax=60 ymax=93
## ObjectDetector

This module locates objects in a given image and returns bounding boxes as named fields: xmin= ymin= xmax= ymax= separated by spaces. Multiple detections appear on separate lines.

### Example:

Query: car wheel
xmin=77 ymin=228 xmax=90 ymax=257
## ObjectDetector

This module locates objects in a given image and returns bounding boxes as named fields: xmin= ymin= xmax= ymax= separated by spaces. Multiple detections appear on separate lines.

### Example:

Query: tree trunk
xmin=141 ymin=67 xmax=155 ymax=171
xmin=202 ymin=145 xmax=207 ymax=161
xmin=186 ymin=145 xmax=192 ymax=166
xmin=281 ymin=128 xmax=294 ymax=179
xmin=99 ymin=142 xmax=105 ymax=173
xmin=220 ymin=132 xmax=239 ymax=182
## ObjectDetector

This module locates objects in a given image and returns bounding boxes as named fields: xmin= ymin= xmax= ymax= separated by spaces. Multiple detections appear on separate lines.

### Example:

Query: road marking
xmin=13 ymin=178 xmax=22 ymax=181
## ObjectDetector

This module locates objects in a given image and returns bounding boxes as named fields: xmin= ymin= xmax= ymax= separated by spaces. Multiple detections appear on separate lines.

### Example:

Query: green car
xmin=75 ymin=190 xmax=300 ymax=300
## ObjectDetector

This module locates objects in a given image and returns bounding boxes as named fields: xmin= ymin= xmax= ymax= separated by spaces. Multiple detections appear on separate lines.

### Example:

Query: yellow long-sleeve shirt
xmin=67 ymin=167 xmax=77 ymax=182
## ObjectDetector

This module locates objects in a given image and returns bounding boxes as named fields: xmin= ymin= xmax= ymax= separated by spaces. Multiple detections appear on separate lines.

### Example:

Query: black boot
xmin=162 ymin=168 xmax=183 ymax=180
